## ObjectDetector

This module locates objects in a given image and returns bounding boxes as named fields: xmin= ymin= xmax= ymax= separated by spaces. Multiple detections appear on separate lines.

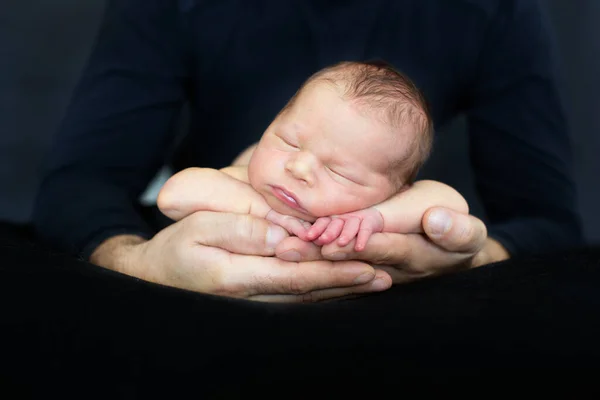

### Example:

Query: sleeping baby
xmin=157 ymin=60 xmax=467 ymax=254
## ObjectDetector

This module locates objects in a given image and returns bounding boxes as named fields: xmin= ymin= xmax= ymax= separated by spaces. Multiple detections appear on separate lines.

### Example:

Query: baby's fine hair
xmin=284 ymin=60 xmax=434 ymax=187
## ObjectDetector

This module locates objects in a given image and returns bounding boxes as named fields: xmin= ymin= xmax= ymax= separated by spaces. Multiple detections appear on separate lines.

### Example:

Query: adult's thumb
xmin=423 ymin=207 xmax=487 ymax=254
xmin=188 ymin=211 xmax=289 ymax=256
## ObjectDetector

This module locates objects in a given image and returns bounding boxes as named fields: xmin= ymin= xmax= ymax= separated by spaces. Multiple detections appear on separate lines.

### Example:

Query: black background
xmin=1 ymin=0 xmax=598 ymax=243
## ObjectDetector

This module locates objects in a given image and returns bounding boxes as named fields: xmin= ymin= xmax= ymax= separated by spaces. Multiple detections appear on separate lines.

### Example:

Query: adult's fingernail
xmin=328 ymin=252 xmax=347 ymax=260
xmin=427 ymin=209 xmax=452 ymax=237
xmin=354 ymin=272 xmax=375 ymax=285
xmin=267 ymin=225 xmax=287 ymax=250
xmin=279 ymin=250 xmax=301 ymax=262
xmin=371 ymin=278 xmax=390 ymax=291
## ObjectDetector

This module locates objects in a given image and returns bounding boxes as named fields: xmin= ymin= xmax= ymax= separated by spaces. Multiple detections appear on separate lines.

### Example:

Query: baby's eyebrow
xmin=277 ymin=124 xmax=304 ymax=141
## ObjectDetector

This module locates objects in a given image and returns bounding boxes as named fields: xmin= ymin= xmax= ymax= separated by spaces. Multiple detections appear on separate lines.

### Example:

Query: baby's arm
xmin=307 ymin=180 xmax=469 ymax=251
xmin=157 ymin=167 xmax=271 ymax=221
xmin=373 ymin=180 xmax=469 ymax=233
xmin=157 ymin=167 xmax=311 ymax=239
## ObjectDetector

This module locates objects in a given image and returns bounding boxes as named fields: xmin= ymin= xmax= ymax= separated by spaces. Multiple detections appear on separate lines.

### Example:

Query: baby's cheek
xmin=249 ymin=150 xmax=273 ymax=179
xmin=308 ymin=191 xmax=352 ymax=217
xmin=247 ymin=159 xmax=261 ymax=187
xmin=334 ymin=191 xmax=378 ymax=215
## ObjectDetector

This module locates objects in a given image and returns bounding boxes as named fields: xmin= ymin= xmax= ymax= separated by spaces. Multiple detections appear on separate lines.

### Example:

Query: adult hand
xmin=91 ymin=211 xmax=390 ymax=302
xmin=275 ymin=206 xmax=508 ymax=284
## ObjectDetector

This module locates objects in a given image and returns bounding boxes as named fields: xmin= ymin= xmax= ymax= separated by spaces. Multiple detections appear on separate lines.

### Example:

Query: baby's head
xmin=248 ymin=60 xmax=433 ymax=222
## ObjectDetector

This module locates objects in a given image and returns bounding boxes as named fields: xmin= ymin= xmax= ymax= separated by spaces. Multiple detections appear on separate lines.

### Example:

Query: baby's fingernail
xmin=328 ymin=252 xmax=347 ymax=261
xmin=267 ymin=225 xmax=287 ymax=250
xmin=279 ymin=250 xmax=301 ymax=262
xmin=427 ymin=209 xmax=452 ymax=237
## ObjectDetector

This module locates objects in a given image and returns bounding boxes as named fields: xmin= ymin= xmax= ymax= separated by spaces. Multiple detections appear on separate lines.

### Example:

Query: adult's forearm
xmin=463 ymin=0 xmax=583 ymax=258
xmin=31 ymin=0 xmax=189 ymax=257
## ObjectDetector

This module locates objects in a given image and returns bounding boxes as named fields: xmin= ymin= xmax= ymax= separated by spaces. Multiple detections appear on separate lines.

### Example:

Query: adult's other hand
xmin=275 ymin=206 xmax=507 ymax=284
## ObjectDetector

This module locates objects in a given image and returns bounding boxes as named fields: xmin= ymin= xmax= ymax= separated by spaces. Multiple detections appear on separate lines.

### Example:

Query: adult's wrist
xmin=89 ymin=234 xmax=148 ymax=275
xmin=471 ymin=237 xmax=510 ymax=267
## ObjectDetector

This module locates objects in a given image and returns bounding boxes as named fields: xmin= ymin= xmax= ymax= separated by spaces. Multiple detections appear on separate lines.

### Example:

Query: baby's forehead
xmin=282 ymin=81 xmax=415 ymax=160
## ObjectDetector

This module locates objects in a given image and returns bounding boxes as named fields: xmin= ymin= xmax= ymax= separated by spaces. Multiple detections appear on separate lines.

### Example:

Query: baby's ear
xmin=388 ymin=168 xmax=410 ymax=194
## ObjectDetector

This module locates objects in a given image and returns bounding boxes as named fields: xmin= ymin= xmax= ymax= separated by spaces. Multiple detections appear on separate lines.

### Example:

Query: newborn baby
xmin=158 ymin=61 xmax=467 ymax=252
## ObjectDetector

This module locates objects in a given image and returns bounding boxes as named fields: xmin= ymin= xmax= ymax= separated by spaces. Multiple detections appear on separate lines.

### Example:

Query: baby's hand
xmin=305 ymin=208 xmax=384 ymax=251
xmin=265 ymin=210 xmax=312 ymax=241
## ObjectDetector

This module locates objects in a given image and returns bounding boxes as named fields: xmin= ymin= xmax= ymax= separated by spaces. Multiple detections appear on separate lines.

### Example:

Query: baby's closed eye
xmin=325 ymin=166 xmax=361 ymax=185
xmin=277 ymin=135 xmax=298 ymax=149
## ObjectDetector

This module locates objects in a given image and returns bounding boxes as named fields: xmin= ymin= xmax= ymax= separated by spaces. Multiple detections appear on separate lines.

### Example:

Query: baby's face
xmin=248 ymin=82 xmax=407 ymax=222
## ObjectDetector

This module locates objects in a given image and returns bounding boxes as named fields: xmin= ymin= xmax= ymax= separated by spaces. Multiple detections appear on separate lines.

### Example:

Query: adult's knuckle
xmin=235 ymin=214 xmax=259 ymax=239
xmin=186 ymin=211 xmax=216 ymax=234
xmin=455 ymin=223 xmax=476 ymax=246
xmin=213 ymin=272 xmax=245 ymax=298
xmin=300 ymin=291 xmax=317 ymax=303
xmin=374 ymin=235 xmax=408 ymax=264
xmin=286 ymin=270 xmax=310 ymax=294
xmin=235 ymin=214 xmax=251 ymax=235
xmin=186 ymin=212 xmax=203 ymax=227
xmin=454 ymin=217 xmax=487 ymax=250
xmin=476 ymin=221 xmax=488 ymax=244
xmin=374 ymin=248 xmax=394 ymax=264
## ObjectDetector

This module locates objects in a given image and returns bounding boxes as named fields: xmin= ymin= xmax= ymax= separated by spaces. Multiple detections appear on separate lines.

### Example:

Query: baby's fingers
xmin=306 ymin=217 xmax=331 ymax=241
xmin=314 ymin=218 xmax=344 ymax=246
xmin=337 ymin=217 xmax=360 ymax=247
xmin=355 ymin=224 xmax=374 ymax=252
xmin=287 ymin=218 xmax=312 ymax=241
xmin=266 ymin=210 xmax=311 ymax=240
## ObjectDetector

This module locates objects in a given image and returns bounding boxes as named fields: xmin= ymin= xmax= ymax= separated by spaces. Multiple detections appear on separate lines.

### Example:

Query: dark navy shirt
xmin=33 ymin=0 xmax=583 ymax=259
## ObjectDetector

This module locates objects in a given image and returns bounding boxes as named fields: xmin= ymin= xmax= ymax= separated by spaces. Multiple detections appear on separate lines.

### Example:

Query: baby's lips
xmin=272 ymin=186 xmax=309 ymax=213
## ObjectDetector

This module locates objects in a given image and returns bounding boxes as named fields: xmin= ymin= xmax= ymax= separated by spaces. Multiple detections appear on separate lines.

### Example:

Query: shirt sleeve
xmin=32 ymin=0 xmax=191 ymax=259
xmin=463 ymin=0 xmax=583 ymax=257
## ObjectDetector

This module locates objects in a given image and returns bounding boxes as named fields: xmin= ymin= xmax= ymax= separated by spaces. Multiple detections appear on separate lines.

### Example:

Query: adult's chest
xmin=175 ymin=0 xmax=484 ymax=169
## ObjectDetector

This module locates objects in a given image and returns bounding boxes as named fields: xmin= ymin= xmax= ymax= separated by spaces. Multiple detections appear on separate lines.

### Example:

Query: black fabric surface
xmin=1 ymin=222 xmax=599 ymax=397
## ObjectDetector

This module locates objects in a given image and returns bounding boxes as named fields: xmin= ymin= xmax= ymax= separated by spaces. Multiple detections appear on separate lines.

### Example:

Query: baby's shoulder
xmin=219 ymin=165 xmax=250 ymax=183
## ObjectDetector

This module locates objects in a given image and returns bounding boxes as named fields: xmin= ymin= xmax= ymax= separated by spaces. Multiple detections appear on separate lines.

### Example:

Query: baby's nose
xmin=285 ymin=153 xmax=315 ymax=186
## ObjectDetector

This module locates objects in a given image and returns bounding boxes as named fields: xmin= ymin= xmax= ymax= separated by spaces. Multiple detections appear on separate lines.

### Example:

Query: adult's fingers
xmin=373 ymin=264 xmax=431 ymax=284
xmin=320 ymin=232 xmax=475 ymax=276
xmin=248 ymin=269 xmax=392 ymax=302
xmin=140 ymin=211 xmax=386 ymax=302
xmin=185 ymin=211 xmax=289 ymax=256
xmin=317 ymin=207 xmax=487 ymax=267
xmin=274 ymin=236 xmax=326 ymax=262
xmin=221 ymin=252 xmax=379 ymax=298
xmin=422 ymin=207 xmax=487 ymax=254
